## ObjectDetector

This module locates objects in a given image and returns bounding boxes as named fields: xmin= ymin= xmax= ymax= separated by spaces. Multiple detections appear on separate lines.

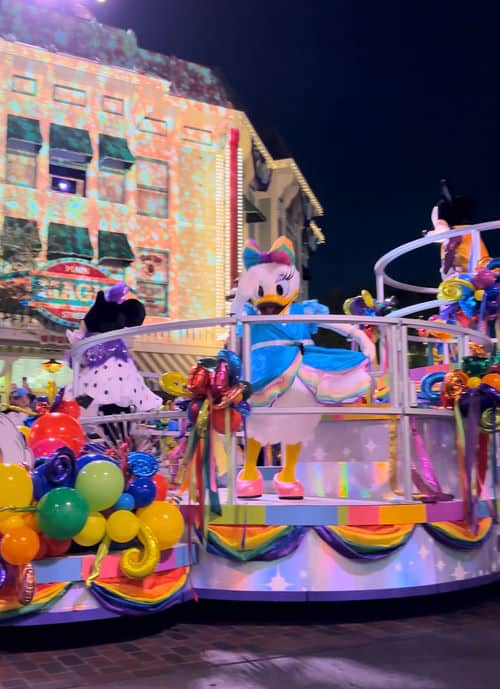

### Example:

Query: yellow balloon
xmin=0 ymin=464 xmax=33 ymax=508
xmin=106 ymin=510 xmax=140 ymax=544
xmin=0 ymin=515 xmax=24 ymax=534
xmin=120 ymin=523 xmax=160 ymax=579
xmin=137 ymin=501 xmax=185 ymax=550
xmin=159 ymin=371 xmax=190 ymax=397
xmin=467 ymin=376 xmax=481 ymax=389
xmin=73 ymin=512 xmax=107 ymax=547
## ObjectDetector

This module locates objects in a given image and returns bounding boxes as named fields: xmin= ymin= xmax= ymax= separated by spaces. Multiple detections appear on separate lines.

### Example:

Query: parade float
xmin=0 ymin=181 xmax=499 ymax=625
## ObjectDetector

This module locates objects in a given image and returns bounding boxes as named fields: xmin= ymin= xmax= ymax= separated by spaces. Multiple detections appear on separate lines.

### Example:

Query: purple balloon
xmin=44 ymin=447 xmax=76 ymax=486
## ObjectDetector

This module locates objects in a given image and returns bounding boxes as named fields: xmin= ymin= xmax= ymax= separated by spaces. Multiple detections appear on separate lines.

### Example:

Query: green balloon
xmin=38 ymin=487 xmax=89 ymax=540
xmin=75 ymin=461 xmax=125 ymax=512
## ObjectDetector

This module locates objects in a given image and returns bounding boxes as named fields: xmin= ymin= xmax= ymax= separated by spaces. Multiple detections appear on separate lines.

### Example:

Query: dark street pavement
xmin=1 ymin=585 xmax=500 ymax=689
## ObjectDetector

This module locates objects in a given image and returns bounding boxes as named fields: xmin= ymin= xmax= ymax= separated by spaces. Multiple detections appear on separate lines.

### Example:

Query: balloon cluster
xmin=160 ymin=350 xmax=252 ymax=439
xmin=436 ymin=353 xmax=500 ymax=430
xmin=343 ymin=290 xmax=397 ymax=318
xmin=437 ymin=259 xmax=500 ymax=322
xmin=0 ymin=411 xmax=185 ymax=602
xmin=186 ymin=350 xmax=251 ymax=436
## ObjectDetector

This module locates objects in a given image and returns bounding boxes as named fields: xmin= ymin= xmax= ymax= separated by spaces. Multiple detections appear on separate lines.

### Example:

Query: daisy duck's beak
xmin=254 ymin=291 xmax=298 ymax=315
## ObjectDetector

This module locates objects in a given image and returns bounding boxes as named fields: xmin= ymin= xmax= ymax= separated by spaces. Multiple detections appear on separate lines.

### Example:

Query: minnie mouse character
xmin=68 ymin=283 xmax=162 ymax=418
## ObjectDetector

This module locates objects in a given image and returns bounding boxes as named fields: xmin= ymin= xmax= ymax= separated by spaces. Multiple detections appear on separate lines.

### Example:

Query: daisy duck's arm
xmin=303 ymin=300 xmax=377 ymax=363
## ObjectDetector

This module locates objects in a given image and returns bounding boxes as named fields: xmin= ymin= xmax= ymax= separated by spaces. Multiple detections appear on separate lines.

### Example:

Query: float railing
xmin=72 ymin=313 xmax=491 ymax=505
xmin=374 ymin=221 xmax=500 ymax=302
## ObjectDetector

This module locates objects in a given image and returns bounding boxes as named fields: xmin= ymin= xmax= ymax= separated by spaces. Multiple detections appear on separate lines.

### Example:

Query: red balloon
xmin=212 ymin=408 xmax=242 ymax=434
xmin=28 ymin=413 xmax=85 ymax=457
xmin=57 ymin=399 xmax=81 ymax=419
xmin=152 ymin=473 xmax=169 ymax=501
xmin=212 ymin=360 xmax=230 ymax=399
xmin=188 ymin=365 xmax=210 ymax=398
xmin=35 ymin=534 xmax=72 ymax=559
xmin=31 ymin=438 xmax=66 ymax=459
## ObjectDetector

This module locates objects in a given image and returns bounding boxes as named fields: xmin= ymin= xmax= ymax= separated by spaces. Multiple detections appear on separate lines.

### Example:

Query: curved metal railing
xmin=71 ymin=314 xmax=491 ymax=504
xmin=374 ymin=220 xmax=500 ymax=302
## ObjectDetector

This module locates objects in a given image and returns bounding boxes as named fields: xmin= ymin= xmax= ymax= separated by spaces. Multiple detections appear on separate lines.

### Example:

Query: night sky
xmin=95 ymin=0 xmax=500 ymax=309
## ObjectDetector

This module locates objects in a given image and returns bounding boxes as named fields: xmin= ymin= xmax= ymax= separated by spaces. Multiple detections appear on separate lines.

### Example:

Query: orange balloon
xmin=212 ymin=408 xmax=242 ymax=434
xmin=482 ymin=373 xmax=500 ymax=391
xmin=1 ymin=527 xmax=40 ymax=565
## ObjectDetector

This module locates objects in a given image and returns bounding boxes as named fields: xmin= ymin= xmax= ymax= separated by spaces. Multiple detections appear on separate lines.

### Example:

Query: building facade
xmin=0 ymin=0 xmax=324 ymax=395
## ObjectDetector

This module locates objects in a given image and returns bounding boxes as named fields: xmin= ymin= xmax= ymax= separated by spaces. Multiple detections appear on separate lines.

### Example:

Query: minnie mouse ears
xmin=84 ymin=290 xmax=146 ymax=333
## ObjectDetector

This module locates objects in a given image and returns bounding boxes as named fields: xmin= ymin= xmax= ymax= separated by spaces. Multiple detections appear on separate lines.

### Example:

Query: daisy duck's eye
xmin=276 ymin=280 xmax=289 ymax=297
xmin=257 ymin=285 xmax=264 ymax=298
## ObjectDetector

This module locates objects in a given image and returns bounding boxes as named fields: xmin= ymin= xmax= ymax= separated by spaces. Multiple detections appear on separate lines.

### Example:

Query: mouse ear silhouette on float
xmin=83 ymin=288 xmax=146 ymax=334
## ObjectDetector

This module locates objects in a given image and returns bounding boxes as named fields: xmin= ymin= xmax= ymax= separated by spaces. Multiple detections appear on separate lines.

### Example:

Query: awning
xmin=133 ymin=351 xmax=197 ymax=386
xmin=99 ymin=134 xmax=135 ymax=170
xmin=47 ymin=223 xmax=93 ymax=261
xmin=244 ymin=196 xmax=266 ymax=223
xmin=98 ymin=230 xmax=134 ymax=266
xmin=2 ymin=217 xmax=42 ymax=261
xmin=7 ymin=115 xmax=42 ymax=153
xmin=49 ymin=124 xmax=93 ymax=164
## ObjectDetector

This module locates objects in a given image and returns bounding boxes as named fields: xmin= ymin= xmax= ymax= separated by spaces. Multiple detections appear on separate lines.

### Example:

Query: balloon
xmin=31 ymin=438 xmax=65 ymax=459
xmin=75 ymin=461 xmax=124 ymax=512
xmin=44 ymin=447 xmax=76 ymax=486
xmin=73 ymin=512 xmax=107 ymax=547
xmin=187 ymin=364 xmax=210 ymax=398
xmin=151 ymin=474 xmax=168 ymax=501
xmin=462 ymin=356 xmax=490 ymax=378
xmin=37 ymin=487 xmax=89 ymax=540
xmin=28 ymin=413 xmax=85 ymax=457
xmin=76 ymin=453 xmax=115 ymax=472
xmin=467 ymin=376 xmax=482 ymax=388
xmin=212 ymin=359 xmax=230 ymax=399
xmin=106 ymin=510 xmax=140 ymax=543
xmin=127 ymin=452 xmax=158 ymax=478
xmin=212 ymin=408 xmax=242 ymax=434
xmin=217 ymin=349 xmax=242 ymax=384
xmin=137 ymin=501 xmax=185 ymax=550
xmin=0 ymin=515 xmax=24 ymax=534
xmin=159 ymin=371 xmax=190 ymax=397
xmin=23 ymin=512 xmax=40 ymax=533
xmin=0 ymin=464 xmax=33 ymax=508
xmin=35 ymin=534 xmax=72 ymax=559
xmin=17 ymin=563 xmax=36 ymax=606
xmin=127 ymin=477 xmax=156 ymax=508
xmin=1 ymin=527 xmax=40 ymax=565
xmin=120 ymin=523 xmax=160 ymax=579
xmin=56 ymin=399 xmax=81 ymax=419
xmin=32 ymin=465 xmax=50 ymax=500
xmin=114 ymin=492 xmax=135 ymax=511
xmin=482 ymin=373 xmax=500 ymax=391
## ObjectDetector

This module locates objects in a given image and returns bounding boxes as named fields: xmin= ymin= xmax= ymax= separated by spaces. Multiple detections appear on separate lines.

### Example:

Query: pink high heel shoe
xmin=236 ymin=469 xmax=263 ymax=498
xmin=273 ymin=473 xmax=304 ymax=500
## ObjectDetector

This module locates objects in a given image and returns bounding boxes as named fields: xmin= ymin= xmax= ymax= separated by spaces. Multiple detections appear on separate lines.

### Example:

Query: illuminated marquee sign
xmin=29 ymin=260 xmax=119 ymax=328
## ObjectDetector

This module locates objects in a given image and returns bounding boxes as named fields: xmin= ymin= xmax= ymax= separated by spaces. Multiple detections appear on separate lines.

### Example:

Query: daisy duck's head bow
xmin=231 ymin=237 xmax=300 ymax=316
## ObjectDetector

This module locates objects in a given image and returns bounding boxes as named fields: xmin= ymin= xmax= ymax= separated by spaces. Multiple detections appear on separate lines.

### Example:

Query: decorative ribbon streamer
xmin=85 ymin=537 xmax=110 ymax=587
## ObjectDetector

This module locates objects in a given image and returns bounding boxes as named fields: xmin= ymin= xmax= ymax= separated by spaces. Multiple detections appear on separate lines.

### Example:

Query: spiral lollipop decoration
xmin=44 ymin=447 xmax=76 ymax=486
xmin=127 ymin=452 xmax=159 ymax=478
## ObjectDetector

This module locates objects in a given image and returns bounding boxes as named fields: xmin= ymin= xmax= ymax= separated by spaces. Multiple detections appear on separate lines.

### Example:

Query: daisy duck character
xmin=67 ymin=283 xmax=162 ymax=418
xmin=230 ymin=237 xmax=375 ymax=499
xmin=424 ymin=179 xmax=489 ymax=280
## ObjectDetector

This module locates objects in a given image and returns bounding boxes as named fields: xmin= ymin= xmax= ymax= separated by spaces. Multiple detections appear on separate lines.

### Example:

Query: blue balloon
xmin=167 ymin=420 xmax=179 ymax=432
xmin=114 ymin=492 xmax=136 ymax=511
xmin=32 ymin=465 xmax=50 ymax=500
xmin=217 ymin=349 xmax=242 ymax=384
xmin=126 ymin=477 xmax=156 ymax=508
xmin=76 ymin=453 xmax=115 ymax=473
